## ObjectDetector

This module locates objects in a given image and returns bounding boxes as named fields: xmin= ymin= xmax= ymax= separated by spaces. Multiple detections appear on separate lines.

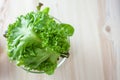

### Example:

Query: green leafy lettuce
xmin=5 ymin=7 xmax=74 ymax=75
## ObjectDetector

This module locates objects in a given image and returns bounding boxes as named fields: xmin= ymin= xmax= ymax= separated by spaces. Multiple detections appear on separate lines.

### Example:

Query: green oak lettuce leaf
xmin=5 ymin=7 xmax=74 ymax=75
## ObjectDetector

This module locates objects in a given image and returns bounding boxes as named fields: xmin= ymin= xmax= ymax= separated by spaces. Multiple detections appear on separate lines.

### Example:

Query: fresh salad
xmin=4 ymin=4 xmax=74 ymax=75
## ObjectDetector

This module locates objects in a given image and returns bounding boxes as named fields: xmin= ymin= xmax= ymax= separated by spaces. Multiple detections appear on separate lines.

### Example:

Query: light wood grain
xmin=0 ymin=0 xmax=120 ymax=80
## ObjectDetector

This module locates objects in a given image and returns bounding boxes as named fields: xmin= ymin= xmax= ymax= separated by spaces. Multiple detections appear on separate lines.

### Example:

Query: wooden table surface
xmin=0 ymin=0 xmax=120 ymax=80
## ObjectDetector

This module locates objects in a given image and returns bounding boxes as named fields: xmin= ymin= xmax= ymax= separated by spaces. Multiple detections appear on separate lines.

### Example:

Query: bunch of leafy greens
xmin=5 ymin=7 xmax=74 ymax=75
